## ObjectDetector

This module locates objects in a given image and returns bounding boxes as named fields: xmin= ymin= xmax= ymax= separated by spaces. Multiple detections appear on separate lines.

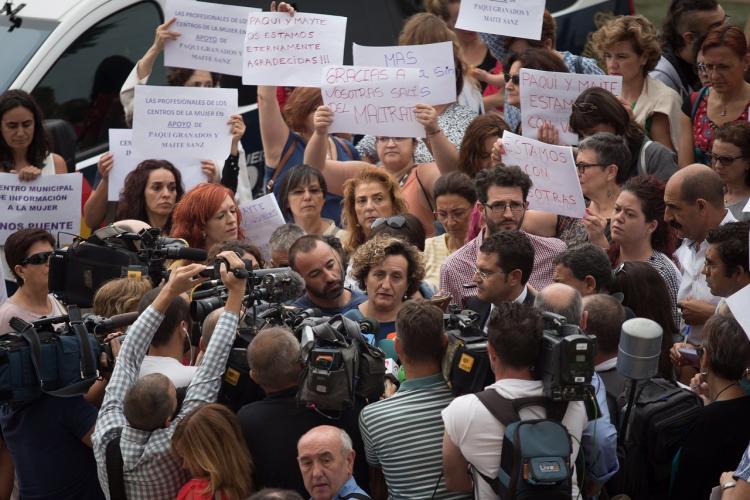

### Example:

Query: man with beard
xmin=290 ymin=235 xmax=366 ymax=315
xmin=664 ymin=164 xmax=736 ymax=348
xmin=440 ymin=165 xmax=565 ymax=308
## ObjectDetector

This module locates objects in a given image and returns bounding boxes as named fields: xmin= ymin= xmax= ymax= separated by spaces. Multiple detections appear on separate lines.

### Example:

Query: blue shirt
xmin=326 ymin=476 xmax=370 ymax=500
xmin=292 ymin=288 xmax=367 ymax=316
xmin=343 ymin=307 xmax=395 ymax=343
xmin=581 ymin=372 xmax=619 ymax=485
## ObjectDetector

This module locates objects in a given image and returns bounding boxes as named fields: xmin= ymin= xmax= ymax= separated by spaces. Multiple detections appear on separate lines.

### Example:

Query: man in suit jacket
xmin=464 ymin=230 xmax=536 ymax=331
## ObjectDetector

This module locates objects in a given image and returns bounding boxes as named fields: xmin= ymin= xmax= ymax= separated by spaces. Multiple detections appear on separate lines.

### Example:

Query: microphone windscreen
xmin=96 ymin=311 xmax=140 ymax=334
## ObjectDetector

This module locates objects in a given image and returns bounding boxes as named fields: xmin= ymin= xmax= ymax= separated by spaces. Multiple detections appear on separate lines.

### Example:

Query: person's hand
xmin=415 ymin=103 xmax=440 ymax=136
xmin=201 ymin=160 xmax=218 ymax=182
xmin=537 ymin=121 xmax=560 ymax=145
xmin=670 ymin=341 xmax=691 ymax=366
xmin=165 ymin=263 xmax=209 ymax=296
xmin=217 ymin=250 xmax=247 ymax=295
xmin=689 ymin=372 xmax=710 ymax=405
xmin=490 ymin=137 xmax=507 ymax=163
xmin=271 ymin=1 xmax=295 ymax=15
xmin=12 ymin=165 xmax=42 ymax=182
xmin=97 ymin=152 xmax=114 ymax=182
xmin=720 ymin=472 xmax=736 ymax=486
xmin=582 ymin=208 xmax=609 ymax=248
xmin=313 ymin=105 xmax=334 ymax=135
xmin=151 ymin=17 xmax=180 ymax=53
xmin=228 ymin=114 xmax=246 ymax=146
xmin=678 ymin=298 xmax=715 ymax=325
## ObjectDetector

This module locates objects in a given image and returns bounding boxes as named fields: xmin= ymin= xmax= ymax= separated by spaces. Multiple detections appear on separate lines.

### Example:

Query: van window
xmin=31 ymin=1 xmax=165 ymax=161
xmin=0 ymin=21 xmax=53 ymax=92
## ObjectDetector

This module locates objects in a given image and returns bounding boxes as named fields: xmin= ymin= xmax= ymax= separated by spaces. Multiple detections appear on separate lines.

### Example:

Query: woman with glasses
xmin=277 ymin=164 xmax=344 ymax=237
xmin=608 ymin=176 xmax=681 ymax=327
xmin=709 ymin=122 xmax=750 ymax=221
xmin=424 ymin=172 xmax=476 ymax=289
xmin=592 ymin=16 xmax=692 ymax=166
xmin=692 ymin=25 xmax=750 ymax=166
xmin=345 ymin=236 xmax=425 ymax=342
xmin=0 ymin=229 xmax=65 ymax=335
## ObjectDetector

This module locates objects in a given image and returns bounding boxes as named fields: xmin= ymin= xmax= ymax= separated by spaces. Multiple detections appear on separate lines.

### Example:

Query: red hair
xmin=170 ymin=183 xmax=244 ymax=249
xmin=701 ymin=25 xmax=747 ymax=60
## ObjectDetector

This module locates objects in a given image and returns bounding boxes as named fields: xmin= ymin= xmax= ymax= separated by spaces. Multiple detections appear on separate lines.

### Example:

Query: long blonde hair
xmin=172 ymin=404 xmax=254 ymax=500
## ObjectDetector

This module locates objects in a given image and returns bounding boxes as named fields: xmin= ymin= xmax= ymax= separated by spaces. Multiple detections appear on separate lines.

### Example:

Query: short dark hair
xmin=554 ymin=243 xmax=613 ymax=292
xmin=433 ymin=171 xmax=478 ymax=205
xmin=370 ymin=214 xmax=426 ymax=252
xmin=4 ymin=228 xmax=55 ymax=286
xmin=578 ymin=133 xmax=632 ymax=184
xmin=166 ymin=67 xmax=221 ymax=87
xmin=396 ymin=299 xmax=445 ymax=365
xmin=475 ymin=165 xmax=533 ymax=204
xmin=715 ymin=122 xmax=750 ymax=187
xmin=487 ymin=302 xmax=543 ymax=370
xmin=679 ymin=165 xmax=725 ymax=208
xmin=505 ymin=47 xmax=569 ymax=74
xmin=288 ymin=234 xmax=328 ymax=271
xmin=277 ymin=164 xmax=329 ymax=221
xmin=479 ymin=230 xmax=534 ymax=285
xmin=138 ymin=286 xmax=191 ymax=347
xmin=706 ymin=221 xmax=750 ymax=277
xmin=661 ymin=0 xmax=719 ymax=52
xmin=321 ymin=234 xmax=348 ymax=267
xmin=583 ymin=294 xmax=625 ymax=355
xmin=703 ymin=314 xmax=750 ymax=380
xmin=123 ymin=373 xmax=175 ymax=431
xmin=207 ymin=239 xmax=266 ymax=269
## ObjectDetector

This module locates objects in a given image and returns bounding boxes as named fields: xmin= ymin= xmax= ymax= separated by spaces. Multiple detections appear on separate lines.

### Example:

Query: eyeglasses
xmin=698 ymin=62 xmax=735 ymax=75
xmin=21 ymin=251 xmax=53 ymax=266
xmin=572 ymin=102 xmax=598 ymax=114
xmin=708 ymin=152 xmax=744 ymax=167
xmin=371 ymin=215 xmax=407 ymax=230
xmin=473 ymin=266 xmax=505 ymax=281
xmin=483 ymin=201 xmax=525 ymax=215
xmin=376 ymin=137 xmax=411 ymax=144
xmin=289 ymin=186 xmax=324 ymax=197
xmin=575 ymin=161 xmax=609 ymax=173
xmin=503 ymin=73 xmax=520 ymax=86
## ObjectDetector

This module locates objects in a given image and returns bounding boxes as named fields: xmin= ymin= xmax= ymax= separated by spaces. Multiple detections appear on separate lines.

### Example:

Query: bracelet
xmin=427 ymin=128 xmax=442 ymax=137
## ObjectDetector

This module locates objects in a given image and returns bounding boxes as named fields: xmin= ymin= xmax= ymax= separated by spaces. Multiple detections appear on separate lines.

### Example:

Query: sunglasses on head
xmin=371 ymin=215 xmax=407 ymax=230
xmin=21 ymin=251 xmax=53 ymax=266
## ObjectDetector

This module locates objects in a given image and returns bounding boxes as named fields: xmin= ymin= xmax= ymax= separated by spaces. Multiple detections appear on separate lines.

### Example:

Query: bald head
xmin=535 ymin=283 xmax=583 ymax=325
xmin=247 ymin=326 xmax=302 ymax=392
xmin=667 ymin=163 xmax=724 ymax=209
xmin=200 ymin=307 xmax=224 ymax=350
xmin=123 ymin=373 xmax=177 ymax=431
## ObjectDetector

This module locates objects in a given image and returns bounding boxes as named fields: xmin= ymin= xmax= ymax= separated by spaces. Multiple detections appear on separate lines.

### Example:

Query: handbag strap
xmin=266 ymin=137 xmax=300 ymax=192
xmin=413 ymin=166 xmax=435 ymax=213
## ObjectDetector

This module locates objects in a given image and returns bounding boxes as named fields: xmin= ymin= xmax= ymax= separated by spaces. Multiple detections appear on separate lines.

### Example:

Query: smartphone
xmin=678 ymin=347 xmax=700 ymax=367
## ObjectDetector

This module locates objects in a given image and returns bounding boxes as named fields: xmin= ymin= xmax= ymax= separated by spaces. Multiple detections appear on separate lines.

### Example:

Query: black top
xmin=237 ymin=387 xmax=369 ymax=497
xmin=671 ymin=394 xmax=750 ymax=500
xmin=465 ymin=286 xmax=536 ymax=330
xmin=663 ymin=50 xmax=700 ymax=115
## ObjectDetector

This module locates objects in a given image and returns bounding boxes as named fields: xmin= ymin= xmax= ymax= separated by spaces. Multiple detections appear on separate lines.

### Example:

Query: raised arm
xmin=83 ymin=152 xmax=113 ymax=229
xmin=304 ymin=106 xmax=371 ymax=196
xmin=416 ymin=104 xmax=459 ymax=174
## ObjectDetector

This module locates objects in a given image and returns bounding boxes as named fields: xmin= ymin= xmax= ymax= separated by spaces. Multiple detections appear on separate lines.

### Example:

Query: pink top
xmin=0 ymin=294 xmax=66 ymax=335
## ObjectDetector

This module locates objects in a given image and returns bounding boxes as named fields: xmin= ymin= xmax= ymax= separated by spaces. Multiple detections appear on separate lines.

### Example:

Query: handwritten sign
xmin=107 ymin=129 xmax=205 ymax=202
xmin=131 ymin=85 xmax=237 ymax=160
xmin=455 ymin=0 xmax=546 ymax=40
xmin=520 ymin=69 xmax=622 ymax=145
xmin=500 ymin=131 xmax=584 ymax=218
xmin=352 ymin=42 xmax=456 ymax=105
xmin=321 ymin=65 xmax=425 ymax=137
xmin=164 ymin=0 xmax=260 ymax=76
xmin=0 ymin=173 xmax=82 ymax=244
xmin=239 ymin=194 xmax=286 ymax=262
xmin=242 ymin=12 xmax=346 ymax=86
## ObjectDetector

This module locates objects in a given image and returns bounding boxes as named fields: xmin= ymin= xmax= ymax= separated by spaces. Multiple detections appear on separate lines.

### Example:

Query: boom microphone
xmin=95 ymin=312 xmax=140 ymax=334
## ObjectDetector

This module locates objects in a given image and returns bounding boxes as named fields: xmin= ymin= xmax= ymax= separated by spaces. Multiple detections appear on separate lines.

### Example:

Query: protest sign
xmin=520 ymin=69 xmax=622 ymax=145
xmin=726 ymin=284 xmax=750 ymax=341
xmin=239 ymin=194 xmax=286 ymax=262
xmin=352 ymin=42 xmax=456 ymax=105
xmin=321 ymin=65 xmax=425 ymax=137
xmin=164 ymin=0 xmax=260 ymax=76
xmin=500 ymin=131 xmax=584 ymax=218
xmin=131 ymin=85 xmax=237 ymax=160
xmin=0 ymin=173 xmax=82 ymax=244
xmin=455 ymin=0 xmax=546 ymax=40
xmin=108 ymin=129 xmax=206 ymax=202
xmin=242 ymin=12 xmax=346 ymax=86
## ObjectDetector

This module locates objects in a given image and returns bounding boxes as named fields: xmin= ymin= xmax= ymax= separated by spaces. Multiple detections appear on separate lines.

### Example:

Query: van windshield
xmin=0 ymin=21 xmax=52 ymax=92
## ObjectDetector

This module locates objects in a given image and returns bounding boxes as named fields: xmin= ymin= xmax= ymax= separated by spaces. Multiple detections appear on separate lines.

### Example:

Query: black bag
xmin=616 ymin=377 xmax=702 ymax=499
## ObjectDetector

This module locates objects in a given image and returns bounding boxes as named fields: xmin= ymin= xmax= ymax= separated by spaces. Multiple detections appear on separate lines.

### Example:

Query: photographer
xmin=441 ymin=302 xmax=587 ymax=497
xmin=92 ymin=253 xmax=245 ymax=499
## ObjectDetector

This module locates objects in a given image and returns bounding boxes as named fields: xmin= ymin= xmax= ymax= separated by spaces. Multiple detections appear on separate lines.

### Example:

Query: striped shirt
xmin=358 ymin=374 xmax=471 ymax=500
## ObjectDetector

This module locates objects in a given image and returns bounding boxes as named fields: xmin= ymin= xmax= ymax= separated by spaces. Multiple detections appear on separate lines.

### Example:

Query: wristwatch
xmin=722 ymin=480 xmax=737 ymax=491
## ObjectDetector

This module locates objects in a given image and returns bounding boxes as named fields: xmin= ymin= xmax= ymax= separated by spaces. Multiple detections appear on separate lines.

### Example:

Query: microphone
xmin=265 ymin=270 xmax=306 ymax=303
xmin=94 ymin=311 xmax=140 ymax=334
xmin=166 ymin=246 xmax=207 ymax=261
xmin=358 ymin=317 xmax=380 ymax=335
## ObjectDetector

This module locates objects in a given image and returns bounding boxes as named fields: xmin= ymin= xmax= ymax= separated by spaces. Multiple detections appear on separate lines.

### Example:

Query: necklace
xmin=712 ymin=381 xmax=739 ymax=402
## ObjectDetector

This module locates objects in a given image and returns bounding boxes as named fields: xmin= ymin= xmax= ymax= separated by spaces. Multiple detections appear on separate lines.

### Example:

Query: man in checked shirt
xmin=92 ymin=252 xmax=246 ymax=499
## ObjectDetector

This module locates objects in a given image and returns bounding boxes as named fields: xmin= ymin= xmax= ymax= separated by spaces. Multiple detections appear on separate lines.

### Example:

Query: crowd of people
xmin=1 ymin=0 xmax=750 ymax=499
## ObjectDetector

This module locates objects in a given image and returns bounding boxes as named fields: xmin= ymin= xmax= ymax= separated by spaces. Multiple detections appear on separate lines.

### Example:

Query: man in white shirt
xmin=441 ymin=302 xmax=587 ymax=498
xmin=664 ymin=164 xmax=736 ymax=346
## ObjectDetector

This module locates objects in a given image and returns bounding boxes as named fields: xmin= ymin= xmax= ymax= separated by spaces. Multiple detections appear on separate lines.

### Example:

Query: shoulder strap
xmin=105 ymin=431 xmax=128 ymax=500
xmin=475 ymin=389 xmax=519 ymax=427
xmin=333 ymin=136 xmax=354 ymax=159
xmin=413 ymin=166 xmax=435 ymax=213
xmin=690 ymin=86 xmax=710 ymax=120
xmin=639 ymin=140 xmax=653 ymax=177
xmin=266 ymin=137 xmax=300 ymax=192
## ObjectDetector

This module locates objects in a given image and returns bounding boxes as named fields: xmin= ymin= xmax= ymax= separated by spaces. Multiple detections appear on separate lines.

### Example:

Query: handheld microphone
xmin=95 ymin=312 xmax=140 ymax=334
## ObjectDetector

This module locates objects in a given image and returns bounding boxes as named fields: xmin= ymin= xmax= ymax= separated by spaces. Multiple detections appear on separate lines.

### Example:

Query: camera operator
xmin=441 ymin=302 xmax=588 ymax=498
xmin=236 ymin=327 xmax=367 ymax=497
xmin=92 ymin=253 xmax=246 ymax=499
xmin=289 ymin=235 xmax=366 ymax=315
xmin=534 ymin=283 xmax=619 ymax=497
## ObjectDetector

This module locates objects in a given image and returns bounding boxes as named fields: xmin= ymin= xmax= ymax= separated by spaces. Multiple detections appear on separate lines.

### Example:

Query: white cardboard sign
xmin=500 ymin=131 xmax=585 ymax=218
xmin=242 ymin=12 xmax=347 ymax=87
xmin=455 ymin=0 xmax=546 ymax=40
xmin=519 ymin=69 xmax=622 ymax=146
xmin=726 ymin=284 xmax=750 ymax=342
xmin=352 ymin=42 xmax=456 ymax=105
xmin=321 ymin=65 xmax=425 ymax=138
xmin=0 ymin=173 xmax=82 ymax=244
xmin=164 ymin=0 xmax=260 ymax=76
xmin=238 ymin=194 xmax=286 ymax=262
xmin=131 ymin=85 xmax=237 ymax=160
xmin=107 ymin=129 xmax=205 ymax=201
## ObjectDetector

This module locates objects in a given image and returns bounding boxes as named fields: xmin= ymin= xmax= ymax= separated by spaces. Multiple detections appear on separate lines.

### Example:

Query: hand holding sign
xmin=153 ymin=17 xmax=181 ymax=53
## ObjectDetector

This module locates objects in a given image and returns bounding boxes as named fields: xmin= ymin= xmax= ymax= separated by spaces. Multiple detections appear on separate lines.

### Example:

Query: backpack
xmin=609 ymin=377 xmax=703 ymax=499
xmin=473 ymin=390 xmax=573 ymax=500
